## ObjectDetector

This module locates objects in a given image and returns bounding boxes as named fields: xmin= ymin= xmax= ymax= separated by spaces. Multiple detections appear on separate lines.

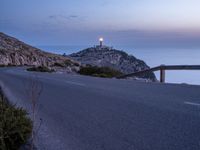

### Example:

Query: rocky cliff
xmin=0 ymin=32 xmax=79 ymax=72
xmin=70 ymin=46 xmax=156 ymax=81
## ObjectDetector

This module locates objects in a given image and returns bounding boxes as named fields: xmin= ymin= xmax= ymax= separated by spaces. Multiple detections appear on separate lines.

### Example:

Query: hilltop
xmin=70 ymin=46 xmax=156 ymax=81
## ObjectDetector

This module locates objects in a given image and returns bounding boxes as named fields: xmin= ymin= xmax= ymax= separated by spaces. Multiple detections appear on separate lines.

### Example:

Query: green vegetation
xmin=53 ymin=60 xmax=79 ymax=67
xmin=27 ymin=66 xmax=54 ymax=73
xmin=53 ymin=62 xmax=65 ymax=67
xmin=0 ymin=91 xmax=32 ymax=150
xmin=73 ymin=62 xmax=80 ymax=67
xmin=0 ymin=64 xmax=6 ymax=67
xmin=64 ymin=59 xmax=73 ymax=66
xmin=0 ymin=64 xmax=16 ymax=67
xmin=78 ymin=66 xmax=123 ymax=78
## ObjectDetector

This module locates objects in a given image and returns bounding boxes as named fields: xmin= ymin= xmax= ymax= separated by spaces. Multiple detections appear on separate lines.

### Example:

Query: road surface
xmin=0 ymin=67 xmax=200 ymax=150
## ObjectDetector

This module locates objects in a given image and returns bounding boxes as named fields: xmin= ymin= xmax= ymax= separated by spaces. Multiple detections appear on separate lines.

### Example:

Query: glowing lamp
xmin=99 ymin=37 xmax=104 ymax=42
xmin=99 ymin=37 xmax=104 ymax=47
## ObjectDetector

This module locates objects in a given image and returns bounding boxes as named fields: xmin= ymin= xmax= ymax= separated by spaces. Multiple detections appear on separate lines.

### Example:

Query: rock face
xmin=70 ymin=46 xmax=157 ymax=81
xmin=0 ymin=32 xmax=79 ymax=72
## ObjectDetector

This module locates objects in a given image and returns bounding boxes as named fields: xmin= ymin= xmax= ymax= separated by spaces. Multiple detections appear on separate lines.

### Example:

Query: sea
xmin=37 ymin=45 xmax=200 ymax=85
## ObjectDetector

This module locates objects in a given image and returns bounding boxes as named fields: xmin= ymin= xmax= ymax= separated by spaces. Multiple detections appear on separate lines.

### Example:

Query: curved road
xmin=0 ymin=67 xmax=200 ymax=150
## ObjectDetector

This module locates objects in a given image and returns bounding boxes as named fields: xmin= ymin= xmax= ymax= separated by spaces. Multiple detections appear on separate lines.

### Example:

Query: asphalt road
xmin=0 ymin=67 xmax=200 ymax=150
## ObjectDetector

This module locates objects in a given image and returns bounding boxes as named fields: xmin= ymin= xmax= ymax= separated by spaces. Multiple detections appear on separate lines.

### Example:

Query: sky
xmin=1 ymin=0 xmax=200 ymax=48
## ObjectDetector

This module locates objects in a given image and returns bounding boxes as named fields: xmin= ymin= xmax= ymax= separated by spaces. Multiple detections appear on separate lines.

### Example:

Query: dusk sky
xmin=1 ymin=0 xmax=200 ymax=48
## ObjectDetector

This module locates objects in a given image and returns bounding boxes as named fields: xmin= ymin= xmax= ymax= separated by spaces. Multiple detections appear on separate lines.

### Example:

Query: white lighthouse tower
xmin=99 ymin=37 xmax=104 ymax=47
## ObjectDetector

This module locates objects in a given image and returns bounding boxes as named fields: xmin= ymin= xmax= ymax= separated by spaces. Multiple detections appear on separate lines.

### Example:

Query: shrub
xmin=0 ymin=64 xmax=16 ymax=67
xmin=27 ymin=66 xmax=54 ymax=73
xmin=73 ymin=62 xmax=80 ymax=67
xmin=0 ymin=92 xmax=32 ymax=150
xmin=64 ymin=60 xmax=73 ymax=66
xmin=53 ymin=62 xmax=65 ymax=67
xmin=7 ymin=64 xmax=16 ymax=67
xmin=0 ymin=64 xmax=6 ymax=67
xmin=78 ymin=66 xmax=124 ymax=78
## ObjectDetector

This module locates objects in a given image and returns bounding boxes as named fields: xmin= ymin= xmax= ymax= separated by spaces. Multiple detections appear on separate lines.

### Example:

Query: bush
xmin=74 ymin=62 xmax=80 ymax=67
xmin=7 ymin=64 xmax=16 ymax=67
xmin=0 ymin=64 xmax=6 ymax=67
xmin=78 ymin=66 xmax=124 ymax=78
xmin=53 ymin=62 xmax=65 ymax=67
xmin=0 ymin=64 xmax=16 ymax=67
xmin=27 ymin=66 xmax=54 ymax=73
xmin=0 ymin=92 xmax=32 ymax=150
xmin=64 ymin=60 xmax=73 ymax=66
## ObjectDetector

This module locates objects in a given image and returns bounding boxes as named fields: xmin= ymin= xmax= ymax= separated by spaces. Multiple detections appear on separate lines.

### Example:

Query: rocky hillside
xmin=0 ymin=32 xmax=79 ymax=72
xmin=70 ymin=46 xmax=156 ymax=81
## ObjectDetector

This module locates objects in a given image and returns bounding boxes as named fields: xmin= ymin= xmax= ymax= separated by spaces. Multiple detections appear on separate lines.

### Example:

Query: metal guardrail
xmin=117 ymin=65 xmax=200 ymax=83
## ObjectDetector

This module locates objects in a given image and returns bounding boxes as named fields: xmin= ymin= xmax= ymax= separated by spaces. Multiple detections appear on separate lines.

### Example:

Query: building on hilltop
xmin=94 ymin=37 xmax=113 ymax=50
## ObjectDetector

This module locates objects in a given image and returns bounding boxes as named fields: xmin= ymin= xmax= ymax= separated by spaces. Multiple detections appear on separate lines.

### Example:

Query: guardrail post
xmin=160 ymin=67 xmax=165 ymax=83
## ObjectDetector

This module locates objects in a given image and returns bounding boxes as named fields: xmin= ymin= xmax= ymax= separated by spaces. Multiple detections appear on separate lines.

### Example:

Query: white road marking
xmin=184 ymin=101 xmax=200 ymax=107
xmin=65 ymin=81 xmax=86 ymax=87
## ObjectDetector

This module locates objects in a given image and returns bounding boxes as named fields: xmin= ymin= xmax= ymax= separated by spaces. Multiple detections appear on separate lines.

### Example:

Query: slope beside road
xmin=0 ymin=67 xmax=200 ymax=150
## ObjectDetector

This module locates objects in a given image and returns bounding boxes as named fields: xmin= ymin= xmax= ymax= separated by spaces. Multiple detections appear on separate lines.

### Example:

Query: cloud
xmin=69 ymin=15 xmax=78 ymax=18
xmin=49 ymin=15 xmax=57 ymax=19
xmin=49 ymin=14 xmax=81 ymax=21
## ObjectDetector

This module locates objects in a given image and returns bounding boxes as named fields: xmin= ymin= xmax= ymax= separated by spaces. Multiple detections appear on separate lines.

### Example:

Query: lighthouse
xmin=99 ymin=37 xmax=104 ymax=47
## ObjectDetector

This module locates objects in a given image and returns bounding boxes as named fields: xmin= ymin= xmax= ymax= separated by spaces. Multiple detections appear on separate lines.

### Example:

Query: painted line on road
xmin=184 ymin=101 xmax=200 ymax=107
xmin=65 ymin=81 xmax=86 ymax=87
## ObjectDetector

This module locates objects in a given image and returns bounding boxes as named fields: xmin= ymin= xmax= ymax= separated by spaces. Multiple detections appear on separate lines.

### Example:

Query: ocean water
xmin=37 ymin=45 xmax=200 ymax=85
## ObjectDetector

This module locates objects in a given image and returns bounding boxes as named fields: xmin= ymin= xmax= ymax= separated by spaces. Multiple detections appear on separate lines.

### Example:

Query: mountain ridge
xmin=0 ymin=32 xmax=156 ymax=81
xmin=0 ymin=32 xmax=79 ymax=73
